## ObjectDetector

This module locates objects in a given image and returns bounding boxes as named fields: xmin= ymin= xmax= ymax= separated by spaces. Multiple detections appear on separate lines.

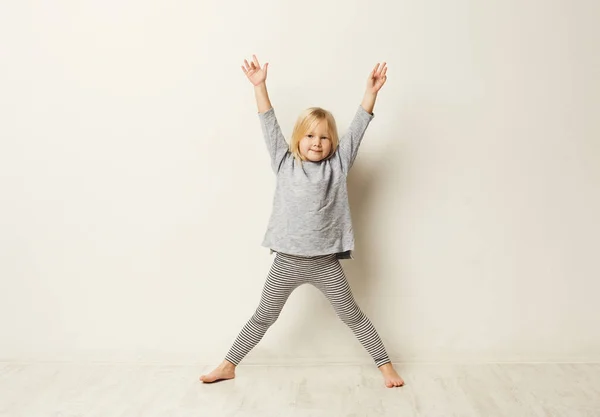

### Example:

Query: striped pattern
xmin=225 ymin=252 xmax=391 ymax=367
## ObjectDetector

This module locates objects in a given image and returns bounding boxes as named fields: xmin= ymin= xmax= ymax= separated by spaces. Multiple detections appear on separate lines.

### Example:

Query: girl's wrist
xmin=361 ymin=91 xmax=377 ymax=114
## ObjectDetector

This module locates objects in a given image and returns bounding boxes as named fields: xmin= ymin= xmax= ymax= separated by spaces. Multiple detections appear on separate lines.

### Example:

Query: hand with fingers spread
xmin=361 ymin=62 xmax=388 ymax=114
xmin=366 ymin=62 xmax=388 ymax=94
xmin=241 ymin=54 xmax=272 ymax=113
xmin=241 ymin=54 xmax=269 ymax=87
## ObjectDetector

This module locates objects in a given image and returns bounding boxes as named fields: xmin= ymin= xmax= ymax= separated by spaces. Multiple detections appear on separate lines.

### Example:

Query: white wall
xmin=1 ymin=0 xmax=599 ymax=365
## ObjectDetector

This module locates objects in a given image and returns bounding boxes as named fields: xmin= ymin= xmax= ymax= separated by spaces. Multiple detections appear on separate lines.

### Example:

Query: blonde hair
xmin=289 ymin=107 xmax=339 ymax=162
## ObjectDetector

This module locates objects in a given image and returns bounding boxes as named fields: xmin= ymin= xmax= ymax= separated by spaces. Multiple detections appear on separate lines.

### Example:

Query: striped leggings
xmin=224 ymin=252 xmax=391 ymax=367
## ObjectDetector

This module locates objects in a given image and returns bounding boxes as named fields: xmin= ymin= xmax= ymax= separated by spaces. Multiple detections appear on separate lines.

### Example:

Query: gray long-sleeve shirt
xmin=258 ymin=105 xmax=374 ymax=259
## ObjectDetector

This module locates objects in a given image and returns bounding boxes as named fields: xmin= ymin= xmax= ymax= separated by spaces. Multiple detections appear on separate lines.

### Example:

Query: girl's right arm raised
xmin=242 ymin=55 xmax=289 ymax=173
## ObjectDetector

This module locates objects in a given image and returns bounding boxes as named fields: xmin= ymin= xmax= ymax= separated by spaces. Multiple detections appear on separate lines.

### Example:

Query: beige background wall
xmin=1 ymin=0 xmax=598 ymax=364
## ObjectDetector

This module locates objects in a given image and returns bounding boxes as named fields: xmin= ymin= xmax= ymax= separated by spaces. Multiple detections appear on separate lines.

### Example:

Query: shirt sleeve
xmin=337 ymin=105 xmax=375 ymax=175
xmin=258 ymin=107 xmax=290 ymax=174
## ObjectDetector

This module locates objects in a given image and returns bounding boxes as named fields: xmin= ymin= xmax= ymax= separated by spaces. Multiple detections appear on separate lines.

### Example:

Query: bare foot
xmin=200 ymin=360 xmax=236 ymax=383
xmin=378 ymin=363 xmax=405 ymax=388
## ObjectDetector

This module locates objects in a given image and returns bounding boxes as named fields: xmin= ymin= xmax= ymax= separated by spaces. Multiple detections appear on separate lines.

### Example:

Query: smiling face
xmin=299 ymin=119 xmax=332 ymax=162
xmin=290 ymin=107 xmax=339 ymax=163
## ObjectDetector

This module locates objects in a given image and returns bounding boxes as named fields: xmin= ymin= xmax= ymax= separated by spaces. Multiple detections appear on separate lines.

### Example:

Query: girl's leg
xmin=223 ymin=253 xmax=302 ymax=365
xmin=311 ymin=258 xmax=391 ymax=367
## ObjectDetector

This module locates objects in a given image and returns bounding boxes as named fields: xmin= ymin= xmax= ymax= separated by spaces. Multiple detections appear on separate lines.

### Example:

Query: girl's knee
xmin=251 ymin=310 xmax=280 ymax=327
xmin=338 ymin=308 xmax=364 ymax=325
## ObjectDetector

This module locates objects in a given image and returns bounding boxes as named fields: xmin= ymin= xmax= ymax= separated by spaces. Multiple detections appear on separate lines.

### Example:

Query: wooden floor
xmin=1 ymin=362 xmax=599 ymax=416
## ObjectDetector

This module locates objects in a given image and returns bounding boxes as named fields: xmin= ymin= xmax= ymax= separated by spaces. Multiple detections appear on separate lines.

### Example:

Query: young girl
xmin=200 ymin=55 xmax=404 ymax=388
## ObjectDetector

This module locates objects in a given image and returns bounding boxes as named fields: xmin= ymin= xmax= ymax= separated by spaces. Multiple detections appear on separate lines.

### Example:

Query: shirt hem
xmin=264 ymin=243 xmax=354 ymax=260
